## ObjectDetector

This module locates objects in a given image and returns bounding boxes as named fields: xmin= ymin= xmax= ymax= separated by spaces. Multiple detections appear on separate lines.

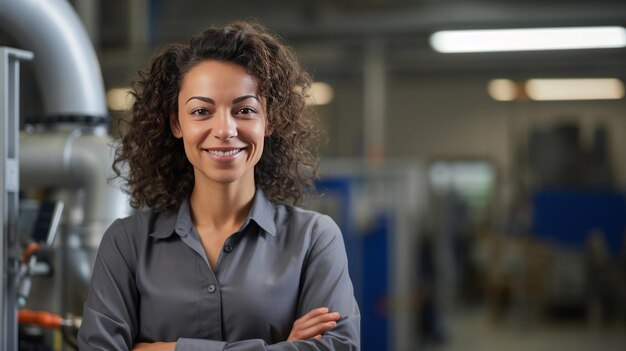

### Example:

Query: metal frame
xmin=1 ymin=46 xmax=33 ymax=351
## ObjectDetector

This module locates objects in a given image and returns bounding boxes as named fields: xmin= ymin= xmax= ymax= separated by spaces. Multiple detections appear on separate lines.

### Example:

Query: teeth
xmin=209 ymin=149 xmax=241 ymax=157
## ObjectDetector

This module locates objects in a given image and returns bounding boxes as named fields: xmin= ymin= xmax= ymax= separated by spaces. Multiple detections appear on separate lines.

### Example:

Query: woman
xmin=78 ymin=21 xmax=360 ymax=350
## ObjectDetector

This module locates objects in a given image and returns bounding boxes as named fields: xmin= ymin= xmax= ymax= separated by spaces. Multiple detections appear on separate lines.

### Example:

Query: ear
xmin=170 ymin=112 xmax=182 ymax=138
xmin=265 ymin=124 xmax=272 ymax=137
xmin=262 ymin=98 xmax=272 ymax=137
xmin=264 ymin=114 xmax=273 ymax=137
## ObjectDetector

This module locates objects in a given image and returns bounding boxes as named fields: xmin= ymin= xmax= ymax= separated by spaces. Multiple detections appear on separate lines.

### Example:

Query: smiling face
xmin=171 ymin=60 xmax=268 ymax=191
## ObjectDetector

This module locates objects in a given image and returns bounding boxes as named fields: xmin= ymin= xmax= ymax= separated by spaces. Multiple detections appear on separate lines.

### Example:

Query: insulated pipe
xmin=0 ymin=0 xmax=107 ymax=118
xmin=19 ymin=129 xmax=130 ymax=251
xmin=19 ymin=128 xmax=131 ymax=292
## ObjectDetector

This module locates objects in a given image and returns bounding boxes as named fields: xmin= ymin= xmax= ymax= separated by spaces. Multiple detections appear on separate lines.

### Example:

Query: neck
xmin=189 ymin=179 xmax=256 ymax=232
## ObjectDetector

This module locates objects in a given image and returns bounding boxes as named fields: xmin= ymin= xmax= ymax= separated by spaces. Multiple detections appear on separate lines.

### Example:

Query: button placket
xmin=223 ymin=243 xmax=233 ymax=253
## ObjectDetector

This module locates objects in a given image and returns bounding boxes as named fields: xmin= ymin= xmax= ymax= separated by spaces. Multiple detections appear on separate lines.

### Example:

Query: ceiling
xmin=93 ymin=0 xmax=626 ymax=85
xmin=0 ymin=1 xmax=624 ymax=86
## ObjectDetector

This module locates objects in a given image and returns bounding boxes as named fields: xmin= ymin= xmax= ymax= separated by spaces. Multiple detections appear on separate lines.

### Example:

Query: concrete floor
xmin=424 ymin=306 xmax=626 ymax=351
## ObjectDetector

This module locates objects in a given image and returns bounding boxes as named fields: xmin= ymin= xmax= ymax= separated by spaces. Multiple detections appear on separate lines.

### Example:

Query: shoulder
xmin=98 ymin=207 xmax=176 ymax=260
xmin=102 ymin=208 xmax=155 ymax=243
xmin=273 ymin=203 xmax=342 ymax=245
xmin=273 ymin=203 xmax=335 ymax=228
xmin=273 ymin=205 xmax=351 ymax=270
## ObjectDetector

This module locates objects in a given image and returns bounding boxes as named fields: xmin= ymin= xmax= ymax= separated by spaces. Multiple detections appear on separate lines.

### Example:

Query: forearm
xmin=175 ymin=336 xmax=355 ymax=351
xmin=174 ymin=314 xmax=359 ymax=351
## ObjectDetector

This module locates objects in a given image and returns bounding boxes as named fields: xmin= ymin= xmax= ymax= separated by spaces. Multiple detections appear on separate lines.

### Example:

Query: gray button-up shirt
xmin=78 ymin=190 xmax=360 ymax=350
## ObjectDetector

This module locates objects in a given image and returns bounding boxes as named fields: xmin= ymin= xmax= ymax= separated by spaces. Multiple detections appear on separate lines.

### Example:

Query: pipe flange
xmin=24 ymin=115 xmax=109 ymax=127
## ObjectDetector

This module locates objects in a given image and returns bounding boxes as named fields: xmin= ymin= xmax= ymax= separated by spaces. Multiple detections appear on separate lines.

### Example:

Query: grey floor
xmin=425 ymin=307 xmax=626 ymax=351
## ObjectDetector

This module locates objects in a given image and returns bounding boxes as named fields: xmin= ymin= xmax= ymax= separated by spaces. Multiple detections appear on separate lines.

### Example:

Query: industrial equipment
xmin=0 ymin=0 xmax=131 ymax=349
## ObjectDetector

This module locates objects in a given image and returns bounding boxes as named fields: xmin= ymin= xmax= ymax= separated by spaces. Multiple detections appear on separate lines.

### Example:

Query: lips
xmin=203 ymin=147 xmax=245 ymax=161
xmin=208 ymin=148 xmax=243 ymax=157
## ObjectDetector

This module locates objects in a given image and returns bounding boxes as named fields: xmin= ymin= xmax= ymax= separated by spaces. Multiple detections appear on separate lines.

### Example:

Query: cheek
xmin=244 ymin=121 xmax=268 ymax=144
xmin=179 ymin=123 xmax=205 ymax=142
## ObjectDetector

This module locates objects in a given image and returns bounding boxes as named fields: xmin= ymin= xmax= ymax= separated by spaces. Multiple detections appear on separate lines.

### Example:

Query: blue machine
xmin=314 ymin=178 xmax=390 ymax=351
xmin=532 ymin=190 xmax=626 ymax=255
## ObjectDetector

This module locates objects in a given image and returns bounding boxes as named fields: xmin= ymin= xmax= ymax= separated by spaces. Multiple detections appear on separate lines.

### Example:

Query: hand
xmin=133 ymin=342 xmax=176 ymax=351
xmin=288 ymin=307 xmax=340 ymax=341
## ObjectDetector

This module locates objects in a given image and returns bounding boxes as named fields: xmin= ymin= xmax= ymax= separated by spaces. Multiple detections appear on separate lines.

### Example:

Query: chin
xmin=208 ymin=170 xmax=251 ymax=185
xmin=194 ymin=165 xmax=256 ymax=187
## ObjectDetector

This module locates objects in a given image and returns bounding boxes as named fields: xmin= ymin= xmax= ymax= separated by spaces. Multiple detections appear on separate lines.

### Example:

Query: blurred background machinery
xmin=1 ymin=0 xmax=129 ymax=349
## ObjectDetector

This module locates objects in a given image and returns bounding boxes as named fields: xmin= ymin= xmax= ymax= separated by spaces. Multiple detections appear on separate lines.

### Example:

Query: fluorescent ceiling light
xmin=430 ymin=26 xmax=626 ymax=53
xmin=487 ymin=79 xmax=518 ymax=101
xmin=526 ymin=78 xmax=624 ymax=101
xmin=106 ymin=87 xmax=134 ymax=111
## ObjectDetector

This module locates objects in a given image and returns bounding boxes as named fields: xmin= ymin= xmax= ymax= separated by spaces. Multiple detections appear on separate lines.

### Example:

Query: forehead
xmin=180 ymin=60 xmax=259 ymax=94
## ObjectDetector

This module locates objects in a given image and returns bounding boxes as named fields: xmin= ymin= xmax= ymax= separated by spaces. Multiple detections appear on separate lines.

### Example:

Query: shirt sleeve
xmin=289 ymin=214 xmax=361 ymax=350
xmin=78 ymin=219 xmax=139 ymax=351
xmin=175 ymin=214 xmax=361 ymax=351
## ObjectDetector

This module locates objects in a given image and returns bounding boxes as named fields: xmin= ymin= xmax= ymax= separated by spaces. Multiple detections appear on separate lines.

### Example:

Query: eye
xmin=191 ymin=108 xmax=211 ymax=117
xmin=235 ymin=107 xmax=257 ymax=117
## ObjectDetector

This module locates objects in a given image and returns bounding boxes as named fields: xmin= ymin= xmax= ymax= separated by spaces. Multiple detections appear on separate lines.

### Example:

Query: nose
xmin=212 ymin=110 xmax=237 ymax=140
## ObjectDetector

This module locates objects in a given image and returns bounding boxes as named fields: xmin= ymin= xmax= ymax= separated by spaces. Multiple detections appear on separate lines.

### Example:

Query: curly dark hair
xmin=113 ymin=21 xmax=320 ymax=211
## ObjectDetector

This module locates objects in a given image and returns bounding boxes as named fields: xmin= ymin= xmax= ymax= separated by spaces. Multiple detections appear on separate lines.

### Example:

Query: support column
xmin=1 ymin=47 xmax=33 ymax=351
xmin=363 ymin=37 xmax=387 ymax=165
xmin=74 ymin=0 xmax=100 ymax=48
xmin=129 ymin=0 xmax=150 ymax=48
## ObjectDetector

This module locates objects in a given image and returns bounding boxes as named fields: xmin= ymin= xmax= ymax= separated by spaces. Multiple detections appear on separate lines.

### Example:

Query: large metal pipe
xmin=20 ymin=128 xmax=130 ymax=251
xmin=0 ymin=0 xmax=128 ymax=244
xmin=0 ymin=0 xmax=107 ymax=118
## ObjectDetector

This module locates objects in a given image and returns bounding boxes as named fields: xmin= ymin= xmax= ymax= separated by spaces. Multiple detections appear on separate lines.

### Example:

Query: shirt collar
xmin=148 ymin=188 xmax=277 ymax=239
xmin=248 ymin=189 xmax=277 ymax=237
xmin=148 ymin=205 xmax=180 ymax=239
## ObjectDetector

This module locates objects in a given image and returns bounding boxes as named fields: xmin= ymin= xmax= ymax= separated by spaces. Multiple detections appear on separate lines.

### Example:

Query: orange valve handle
xmin=21 ymin=242 xmax=41 ymax=264
xmin=18 ymin=309 xmax=64 ymax=329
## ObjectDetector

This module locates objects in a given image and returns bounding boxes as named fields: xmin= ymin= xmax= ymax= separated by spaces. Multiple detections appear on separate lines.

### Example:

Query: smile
xmin=207 ymin=148 xmax=244 ymax=157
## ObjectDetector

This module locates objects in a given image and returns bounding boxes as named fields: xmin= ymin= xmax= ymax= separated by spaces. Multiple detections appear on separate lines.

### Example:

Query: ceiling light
xmin=307 ymin=82 xmax=334 ymax=105
xmin=106 ymin=88 xmax=135 ymax=111
xmin=525 ymin=78 xmax=624 ymax=101
xmin=487 ymin=79 xmax=518 ymax=101
xmin=430 ymin=26 xmax=626 ymax=53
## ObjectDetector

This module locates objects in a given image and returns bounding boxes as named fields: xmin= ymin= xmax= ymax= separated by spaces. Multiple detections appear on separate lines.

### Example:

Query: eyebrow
xmin=186 ymin=95 xmax=260 ymax=105
xmin=233 ymin=95 xmax=260 ymax=104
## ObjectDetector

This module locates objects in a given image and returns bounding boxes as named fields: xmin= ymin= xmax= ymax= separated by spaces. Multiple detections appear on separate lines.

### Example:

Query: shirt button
xmin=224 ymin=244 xmax=233 ymax=253
xmin=208 ymin=284 xmax=216 ymax=293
